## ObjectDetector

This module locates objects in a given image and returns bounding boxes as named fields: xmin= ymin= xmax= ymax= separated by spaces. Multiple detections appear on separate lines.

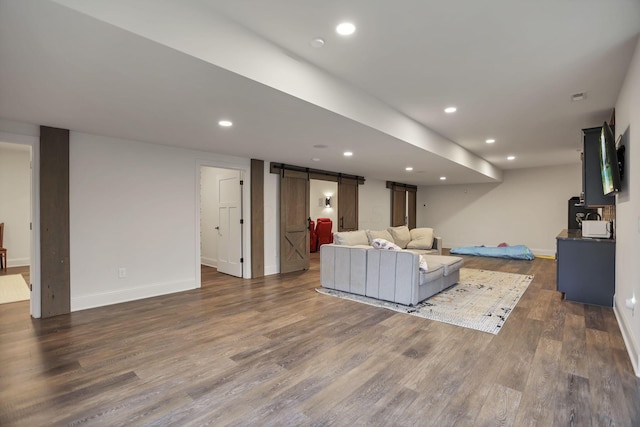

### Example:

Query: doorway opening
xmin=0 ymin=139 xmax=38 ymax=315
xmin=200 ymin=166 xmax=243 ymax=278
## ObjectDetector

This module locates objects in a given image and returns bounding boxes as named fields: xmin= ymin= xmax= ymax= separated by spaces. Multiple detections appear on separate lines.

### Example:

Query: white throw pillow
xmin=333 ymin=230 xmax=369 ymax=246
xmin=372 ymin=238 xmax=428 ymax=271
xmin=407 ymin=227 xmax=435 ymax=250
xmin=387 ymin=225 xmax=411 ymax=249
xmin=371 ymin=238 xmax=402 ymax=251
xmin=366 ymin=229 xmax=394 ymax=245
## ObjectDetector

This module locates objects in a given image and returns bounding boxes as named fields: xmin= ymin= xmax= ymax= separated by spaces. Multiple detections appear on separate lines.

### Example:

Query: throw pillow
xmin=333 ymin=230 xmax=369 ymax=246
xmin=372 ymin=238 xmax=428 ymax=271
xmin=387 ymin=225 xmax=411 ymax=248
xmin=366 ymin=229 xmax=394 ymax=245
xmin=407 ymin=227 xmax=435 ymax=250
xmin=371 ymin=238 xmax=402 ymax=251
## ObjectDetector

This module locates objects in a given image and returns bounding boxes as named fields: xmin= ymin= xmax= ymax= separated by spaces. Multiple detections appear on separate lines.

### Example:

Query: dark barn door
xmin=280 ymin=170 xmax=310 ymax=273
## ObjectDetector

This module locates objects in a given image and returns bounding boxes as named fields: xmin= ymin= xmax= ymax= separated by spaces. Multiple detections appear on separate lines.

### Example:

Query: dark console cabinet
xmin=582 ymin=127 xmax=615 ymax=206
xmin=556 ymin=229 xmax=615 ymax=306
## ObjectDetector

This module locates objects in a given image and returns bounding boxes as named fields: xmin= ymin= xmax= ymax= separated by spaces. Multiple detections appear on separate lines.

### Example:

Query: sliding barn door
xmin=280 ymin=170 xmax=310 ymax=273
xmin=389 ymin=182 xmax=417 ymax=228
xmin=391 ymin=186 xmax=407 ymax=227
xmin=407 ymin=188 xmax=417 ymax=229
xmin=338 ymin=177 xmax=359 ymax=231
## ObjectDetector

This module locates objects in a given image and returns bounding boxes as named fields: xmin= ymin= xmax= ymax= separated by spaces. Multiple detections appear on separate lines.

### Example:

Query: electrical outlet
xmin=118 ymin=267 xmax=126 ymax=278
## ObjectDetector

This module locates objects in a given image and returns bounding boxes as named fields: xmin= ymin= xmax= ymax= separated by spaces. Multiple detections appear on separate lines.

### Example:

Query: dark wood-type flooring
xmin=1 ymin=254 xmax=638 ymax=426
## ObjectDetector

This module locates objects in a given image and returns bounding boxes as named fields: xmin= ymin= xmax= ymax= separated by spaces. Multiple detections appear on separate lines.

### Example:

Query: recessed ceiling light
xmin=336 ymin=22 xmax=356 ymax=36
xmin=343 ymin=151 xmax=353 ymax=157
xmin=311 ymin=158 xmax=320 ymax=162
xmin=444 ymin=107 xmax=457 ymax=114
xmin=218 ymin=120 xmax=232 ymax=127
xmin=405 ymin=167 xmax=413 ymax=171
xmin=571 ymin=92 xmax=586 ymax=102
xmin=310 ymin=38 xmax=325 ymax=48
xmin=440 ymin=176 xmax=447 ymax=180
xmin=486 ymin=139 xmax=495 ymax=144
xmin=507 ymin=155 xmax=516 ymax=160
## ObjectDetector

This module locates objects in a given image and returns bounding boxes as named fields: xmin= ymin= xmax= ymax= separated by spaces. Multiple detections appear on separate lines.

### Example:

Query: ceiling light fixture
xmin=507 ymin=155 xmax=516 ymax=160
xmin=444 ymin=107 xmax=457 ymax=114
xmin=312 ymin=157 xmax=320 ymax=162
xmin=405 ymin=167 xmax=413 ymax=171
xmin=485 ymin=139 xmax=495 ymax=144
xmin=440 ymin=176 xmax=447 ymax=181
xmin=336 ymin=22 xmax=356 ymax=36
xmin=218 ymin=120 xmax=233 ymax=127
xmin=310 ymin=37 xmax=325 ymax=48
xmin=571 ymin=92 xmax=586 ymax=102
xmin=343 ymin=151 xmax=353 ymax=157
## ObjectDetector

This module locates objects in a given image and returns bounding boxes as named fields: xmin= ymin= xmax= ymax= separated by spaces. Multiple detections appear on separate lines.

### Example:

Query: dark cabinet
xmin=582 ymin=127 xmax=615 ymax=206
xmin=556 ymin=229 xmax=615 ymax=306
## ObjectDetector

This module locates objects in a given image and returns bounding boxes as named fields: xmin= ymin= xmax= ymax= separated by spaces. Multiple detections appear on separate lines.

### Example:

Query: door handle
xmin=340 ymin=217 xmax=344 ymax=228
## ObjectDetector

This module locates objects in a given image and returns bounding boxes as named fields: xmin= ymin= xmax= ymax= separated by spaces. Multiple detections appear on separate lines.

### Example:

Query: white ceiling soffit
xmin=48 ymin=0 xmax=501 ymax=182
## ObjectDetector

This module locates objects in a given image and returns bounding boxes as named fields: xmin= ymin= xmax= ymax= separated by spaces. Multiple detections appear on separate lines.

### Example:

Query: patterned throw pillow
xmin=372 ymin=238 xmax=428 ymax=271
xmin=371 ymin=238 xmax=401 ymax=251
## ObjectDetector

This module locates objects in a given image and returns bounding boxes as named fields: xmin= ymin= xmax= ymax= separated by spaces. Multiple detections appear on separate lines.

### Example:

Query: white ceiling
xmin=0 ymin=0 xmax=638 ymax=185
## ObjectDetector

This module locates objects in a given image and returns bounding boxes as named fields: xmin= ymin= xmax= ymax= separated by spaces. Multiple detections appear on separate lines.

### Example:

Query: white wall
xmin=0 ymin=143 xmax=31 ymax=267
xmin=69 ymin=132 xmax=251 ymax=311
xmin=359 ymin=178 xmax=391 ymax=230
xmin=613 ymin=37 xmax=640 ymax=376
xmin=310 ymin=179 xmax=337 ymax=232
xmin=416 ymin=164 xmax=582 ymax=255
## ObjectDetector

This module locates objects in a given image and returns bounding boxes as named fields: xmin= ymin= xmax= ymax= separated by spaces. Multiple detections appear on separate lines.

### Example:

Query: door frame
xmin=195 ymin=159 xmax=251 ymax=283
xmin=0 ymin=131 xmax=40 ymax=318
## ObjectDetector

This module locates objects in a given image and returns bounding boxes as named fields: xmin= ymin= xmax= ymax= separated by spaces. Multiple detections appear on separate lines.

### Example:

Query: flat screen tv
xmin=599 ymin=121 xmax=621 ymax=196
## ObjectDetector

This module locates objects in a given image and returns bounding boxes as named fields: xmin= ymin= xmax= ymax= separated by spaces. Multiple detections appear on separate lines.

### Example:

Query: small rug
xmin=316 ymin=268 xmax=533 ymax=334
xmin=0 ymin=274 xmax=30 ymax=304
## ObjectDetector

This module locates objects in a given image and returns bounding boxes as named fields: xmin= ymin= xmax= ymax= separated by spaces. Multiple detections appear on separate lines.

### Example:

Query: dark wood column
xmin=40 ymin=126 xmax=70 ymax=317
xmin=250 ymin=159 xmax=264 ymax=278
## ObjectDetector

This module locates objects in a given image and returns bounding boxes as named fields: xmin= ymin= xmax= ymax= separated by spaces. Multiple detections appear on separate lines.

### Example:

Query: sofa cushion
xmin=423 ymin=255 xmax=463 ymax=276
xmin=387 ymin=225 xmax=411 ymax=248
xmin=333 ymin=230 xmax=369 ymax=246
xmin=366 ymin=229 xmax=394 ymax=245
xmin=419 ymin=262 xmax=444 ymax=284
xmin=407 ymin=227 xmax=434 ymax=250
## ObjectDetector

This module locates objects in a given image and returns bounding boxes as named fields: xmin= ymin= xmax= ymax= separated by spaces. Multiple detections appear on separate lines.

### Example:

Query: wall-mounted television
xmin=599 ymin=121 xmax=621 ymax=196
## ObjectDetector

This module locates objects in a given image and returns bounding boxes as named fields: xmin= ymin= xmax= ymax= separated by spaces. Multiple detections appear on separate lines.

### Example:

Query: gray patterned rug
xmin=316 ymin=268 xmax=533 ymax=334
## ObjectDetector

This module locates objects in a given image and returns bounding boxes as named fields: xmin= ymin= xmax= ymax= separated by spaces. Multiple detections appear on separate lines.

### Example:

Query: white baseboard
xmin=71 ymin=279 xmax=197 ymax=312
xmin=531 ymin=248 xmax=556 ymax=257
xmin=614 ymin=300 xmax=640 ymax=377
xmin=201 ymin=256 xmax=217 ymax=268
xmin=264 ymin=264 xmax=279 ymax=276
xmin=7 ymin=257 xmax=30 ymax=268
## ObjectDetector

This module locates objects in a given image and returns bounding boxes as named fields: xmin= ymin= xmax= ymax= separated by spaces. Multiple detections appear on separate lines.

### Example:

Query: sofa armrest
xmin=433 ymin=236 xmax=443 ymax=255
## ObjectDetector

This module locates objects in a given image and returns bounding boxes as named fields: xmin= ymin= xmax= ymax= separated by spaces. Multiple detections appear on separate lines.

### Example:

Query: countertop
xmin=556 ymin=229 xmax=615 ymax=243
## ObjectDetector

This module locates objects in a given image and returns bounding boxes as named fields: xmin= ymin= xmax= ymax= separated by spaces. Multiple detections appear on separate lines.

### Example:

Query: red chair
xmin=309 ymin=220 xmax=318 ymax=253
xmin=316 ymin=218 xmax=334 ymax=249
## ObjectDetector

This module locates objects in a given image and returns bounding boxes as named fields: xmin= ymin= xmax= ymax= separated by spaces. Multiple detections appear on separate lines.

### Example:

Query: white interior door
xmin=216 ymin=172 xmax=242 ymax=277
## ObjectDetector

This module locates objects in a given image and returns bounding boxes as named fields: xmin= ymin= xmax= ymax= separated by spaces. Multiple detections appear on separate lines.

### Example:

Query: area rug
xmin=316 ymin=268 xmax=533 ymax=334
xmin=0 ymin=274 xmax=30 ymax=304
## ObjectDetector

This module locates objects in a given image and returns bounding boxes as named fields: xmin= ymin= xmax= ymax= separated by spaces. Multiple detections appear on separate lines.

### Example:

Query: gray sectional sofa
xmin=319 ymin=226 xmax=464 ymax=306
